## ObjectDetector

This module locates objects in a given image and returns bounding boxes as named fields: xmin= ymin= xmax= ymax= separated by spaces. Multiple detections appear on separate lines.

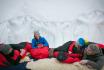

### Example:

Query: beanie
xmin=77 ymin=38 xmax=85 ymax=47
xmin=34 ymin=30 xmax=40 ymax=35
xmin=0 ymin=44 xmax=12 ymax=54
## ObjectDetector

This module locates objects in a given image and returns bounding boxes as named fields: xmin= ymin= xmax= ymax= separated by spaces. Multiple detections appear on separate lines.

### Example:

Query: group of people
xmin=0 ymin=31 xmax=104 ymax=70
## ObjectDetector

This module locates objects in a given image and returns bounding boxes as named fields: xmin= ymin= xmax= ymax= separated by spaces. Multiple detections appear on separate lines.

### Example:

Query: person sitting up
xmin=30 ymin=31 xmax=49 ymax=60
xmin=31 ymin=31 xmax=49 ymax=48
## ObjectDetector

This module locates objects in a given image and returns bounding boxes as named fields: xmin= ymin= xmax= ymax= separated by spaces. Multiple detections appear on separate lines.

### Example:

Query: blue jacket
xmin=32 ymin=36 xmax=49 ymax=48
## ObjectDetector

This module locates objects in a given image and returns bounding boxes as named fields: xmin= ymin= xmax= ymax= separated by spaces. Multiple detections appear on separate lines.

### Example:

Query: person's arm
xmin=86 ymin=60 xmax=98 ymax=69
xmin=80 ymin=56 xmax=104 ymax=70
xmin=81 ymin=59 xmax=103 ymax=70
xmin=9 ymin=50 xmax=21 ymax=65
xmin=95 ymin=56 xmax=104 ymax=70
xmin=68 ymin=53 xmax=81 ymax=58
xmin=32 ymin=39 xmax=37 ymax=48
xmin=42 ymin=37 xmax=49 ymax=47
xmin=68 ymin=41 xmax=76 ymax=53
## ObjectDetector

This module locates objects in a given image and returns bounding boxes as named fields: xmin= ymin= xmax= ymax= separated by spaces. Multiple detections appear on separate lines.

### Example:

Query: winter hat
xmin=34 ymin=30 xmax=40 ymax=35
xmin=0 ymin=44 xmax=12 ymax=54
xmin=88 ymin=44 xmax=100 ymax=54
xmin=84 ymin=38 xmax=89 ymax=46
xmin=77 ymin=38 xmax=85 ymax=47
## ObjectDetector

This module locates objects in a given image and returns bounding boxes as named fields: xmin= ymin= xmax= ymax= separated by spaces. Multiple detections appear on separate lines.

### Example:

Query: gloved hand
xmin=37 ymin=44 xmax=44 ymax=48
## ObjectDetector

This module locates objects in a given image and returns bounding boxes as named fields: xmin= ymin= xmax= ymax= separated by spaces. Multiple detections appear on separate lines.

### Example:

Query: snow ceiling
xmin=0 ymin=0 xmax=104 ymax=48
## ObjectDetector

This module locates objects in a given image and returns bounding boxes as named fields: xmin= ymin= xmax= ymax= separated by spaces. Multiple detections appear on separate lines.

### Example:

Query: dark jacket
xmin=83 ymin=48 xmax=104 ymax=70
xmin=54 ymin=41 xmax=73 ymax=52
xmin=0 ymin=50 xmax=21 ymax=68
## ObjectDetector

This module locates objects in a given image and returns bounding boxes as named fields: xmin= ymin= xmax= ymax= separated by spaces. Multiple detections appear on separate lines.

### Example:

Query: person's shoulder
xmin=99 ymin=55 xmax=104 ymax=59
xmin=32 ymin=38 xmax=36 ymax=41
xmin=66 ymin=40 xmax=73 ymax=43
xmin=40 ymin=37 xmax=46 ymax=39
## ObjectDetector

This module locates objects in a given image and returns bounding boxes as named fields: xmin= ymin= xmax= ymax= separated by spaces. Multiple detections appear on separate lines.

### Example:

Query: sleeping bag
xmin=30 ymin=47 xmax=49 ymax=59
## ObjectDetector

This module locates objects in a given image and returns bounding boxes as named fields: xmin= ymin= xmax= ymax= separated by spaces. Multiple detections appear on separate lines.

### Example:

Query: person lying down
xmin=0 ymin=38 xmax=104 ymax=70
xmin=79 ymin=44 xmax=104 ymax=70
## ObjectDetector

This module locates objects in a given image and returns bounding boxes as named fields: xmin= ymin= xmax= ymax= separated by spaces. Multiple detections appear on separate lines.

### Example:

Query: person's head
xmin=86 ymin=44 xmax=100 ymax=55
xmin=0 ymin=44 xmax=13 ymax=55
xmin=34 ymin=31 xmax=40 ymax=39
xmin=77 ymin=38 xmax=85 ymax=47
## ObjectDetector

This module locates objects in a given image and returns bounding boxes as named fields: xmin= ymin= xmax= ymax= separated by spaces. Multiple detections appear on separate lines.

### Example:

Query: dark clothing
xmin=0 ymin=62 xmax=29 ymax=70
xmin=83 ymin=49 xmax=104 ymax=70
xmin=0 ymin=50 xmax=21 ymax=67
xmin=4 ymin=51 xmax=21 ymax=65
xmin=54 ymin=41 xmax=73 ymax=52
xmin=9 ymin=42 xmax=28 ymax=51
xmin=54 ymin=51 xmax=80 ymax=63
xmin=86 ymin=55 xmax=104 ymax=70
xmin=53 ymin=41 xmax=82 ymax=63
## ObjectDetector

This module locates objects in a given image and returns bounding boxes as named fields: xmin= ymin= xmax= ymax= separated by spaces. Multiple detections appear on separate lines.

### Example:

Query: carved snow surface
xmin=0 ymin=10 xmax=104 ymax=48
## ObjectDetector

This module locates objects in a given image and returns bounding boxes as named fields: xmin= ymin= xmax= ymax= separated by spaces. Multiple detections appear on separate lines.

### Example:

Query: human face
xmin=86 ymin=47 xmax=95 ymax=55
xmin=34 ymin=33 xmax=40 ymax=39
xmin=5 ymin=48 xmax=13 ymax=55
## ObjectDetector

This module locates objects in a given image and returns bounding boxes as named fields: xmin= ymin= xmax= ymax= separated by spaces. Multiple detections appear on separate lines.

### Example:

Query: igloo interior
xmin=0 ymin=0 xmax=104 ymax=48
xmin=1 ymin=0 xmax=104 ymax=70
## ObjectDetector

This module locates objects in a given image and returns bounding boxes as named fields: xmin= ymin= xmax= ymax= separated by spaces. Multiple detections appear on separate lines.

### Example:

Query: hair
xmin=88 ymin=44 xmax=101 ymax=54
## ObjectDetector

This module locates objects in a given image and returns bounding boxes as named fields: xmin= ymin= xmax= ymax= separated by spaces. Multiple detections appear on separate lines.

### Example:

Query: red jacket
xmin=0 ymin=53 xmax=10 ymax=67
xmin=68 ymin=41 xmax=81 ymax=58
xmin=53 ymin=41 xmax=81 ymax=63
xmin=20 ymin=42 xmax=32 ymax=59
xmin=0 ymin=50 xmax=20 ymax=67
xmin=68 ymin=41 xmax=76 ymax=52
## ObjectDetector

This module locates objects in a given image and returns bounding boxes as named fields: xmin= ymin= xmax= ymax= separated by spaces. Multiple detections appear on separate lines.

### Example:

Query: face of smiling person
xmin=86 ymin=47 xmax=95 ymax=55
xmin=34 ymin=33 xmax=40 ymax=40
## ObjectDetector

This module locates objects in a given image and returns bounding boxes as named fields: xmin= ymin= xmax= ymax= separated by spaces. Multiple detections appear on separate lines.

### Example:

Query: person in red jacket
xmin=0 ymin=43 xmax=21 ymax=67
xmin=10 ymin=42 xmax=35 ymax=59
xmin=53 ymin=41 xmax=82 ymax=63
xmin=53 ymin=38 xmax=90 ymax=63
